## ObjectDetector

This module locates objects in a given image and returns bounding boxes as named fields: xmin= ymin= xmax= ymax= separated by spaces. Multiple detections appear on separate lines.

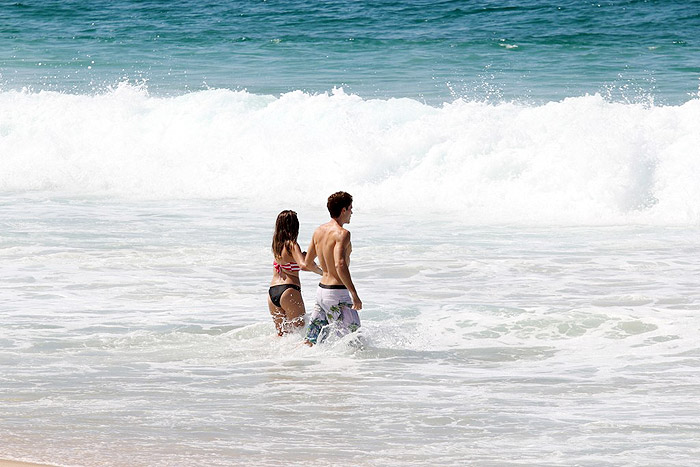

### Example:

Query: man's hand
xmin=352 ymin=296 xmax=363 ymax=311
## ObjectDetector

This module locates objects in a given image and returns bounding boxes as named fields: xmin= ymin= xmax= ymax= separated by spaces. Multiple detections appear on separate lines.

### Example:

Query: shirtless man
xmin=303 ymin=191 xmax=362 ymax=345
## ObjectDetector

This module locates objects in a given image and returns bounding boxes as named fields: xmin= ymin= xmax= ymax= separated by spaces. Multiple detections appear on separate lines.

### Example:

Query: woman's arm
xmin=291 ymin=242 xmax=322 ymax=275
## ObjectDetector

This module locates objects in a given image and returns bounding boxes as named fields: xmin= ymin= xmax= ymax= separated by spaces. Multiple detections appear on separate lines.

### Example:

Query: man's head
xmin=327 ymin=191 xmax=353 ymax=222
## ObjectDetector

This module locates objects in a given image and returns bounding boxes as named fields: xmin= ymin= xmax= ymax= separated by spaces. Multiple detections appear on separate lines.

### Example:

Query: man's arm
xmin=300 ymin=231 xmax=322 ymax=274
xmin=292 ymin=241 xmax=322 ymax=275
xmin=334 ymin=231 xmax=362 ymax=310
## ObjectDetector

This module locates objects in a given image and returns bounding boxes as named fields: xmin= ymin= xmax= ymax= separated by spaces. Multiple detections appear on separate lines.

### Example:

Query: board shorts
xmin=305 ymin=284 xmax=361 ymax=344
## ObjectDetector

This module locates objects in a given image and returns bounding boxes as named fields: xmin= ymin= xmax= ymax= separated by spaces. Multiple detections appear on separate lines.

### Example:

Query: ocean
xmin=1 ymin=1 xmax=700 ymax=465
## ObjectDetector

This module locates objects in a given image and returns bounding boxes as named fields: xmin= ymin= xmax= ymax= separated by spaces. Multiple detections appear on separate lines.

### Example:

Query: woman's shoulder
xmin=280 ymin=243 xmax=300 ymax=262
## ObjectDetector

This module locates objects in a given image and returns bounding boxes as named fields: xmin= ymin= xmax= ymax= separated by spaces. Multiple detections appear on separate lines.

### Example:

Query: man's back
xmin=304 ymin=192 xmax=361 ymax=311
xmin=313 ymin=220 xmax=351 ymax=287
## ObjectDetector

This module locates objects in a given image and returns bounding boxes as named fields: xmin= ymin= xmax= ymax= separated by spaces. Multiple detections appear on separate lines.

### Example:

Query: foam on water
xmin=1 ymin=195 xmax=700 ymax=465
xmin=2 ymin=84 xmax=699 ymax=225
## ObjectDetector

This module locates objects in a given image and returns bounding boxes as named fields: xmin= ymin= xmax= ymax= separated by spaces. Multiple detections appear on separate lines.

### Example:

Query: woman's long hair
xmin=272 ymin=210 xmax=299 ymax=261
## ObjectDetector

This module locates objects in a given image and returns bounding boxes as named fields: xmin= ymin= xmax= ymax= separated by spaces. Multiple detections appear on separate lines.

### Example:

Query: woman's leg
xmin=279 ymin=288 xmax=306 ymax=334
xmin=267 ymin=295 xmax=285 ymax=336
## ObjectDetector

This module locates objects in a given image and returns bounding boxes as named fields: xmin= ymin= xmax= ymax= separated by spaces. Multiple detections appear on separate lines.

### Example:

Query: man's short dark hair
xmin=327 ymin=191 xmax=353 ymax=218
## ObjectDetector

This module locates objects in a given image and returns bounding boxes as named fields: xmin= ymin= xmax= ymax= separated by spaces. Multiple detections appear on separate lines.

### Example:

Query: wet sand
xmin=0 ymin=460 xmax=54 ymax=467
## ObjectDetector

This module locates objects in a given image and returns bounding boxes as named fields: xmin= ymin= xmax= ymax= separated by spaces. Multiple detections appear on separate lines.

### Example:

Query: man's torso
xmin=314 ymin=221 xmax=351 ymax=286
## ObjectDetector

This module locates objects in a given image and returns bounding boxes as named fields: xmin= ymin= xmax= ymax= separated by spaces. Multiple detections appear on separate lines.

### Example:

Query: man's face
xmin=342 ymin=204 xmax=353 ymax=223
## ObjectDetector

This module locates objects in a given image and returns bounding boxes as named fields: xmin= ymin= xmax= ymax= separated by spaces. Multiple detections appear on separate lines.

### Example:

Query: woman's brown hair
xmin=272 ymin=210 xmax=299 ymax=261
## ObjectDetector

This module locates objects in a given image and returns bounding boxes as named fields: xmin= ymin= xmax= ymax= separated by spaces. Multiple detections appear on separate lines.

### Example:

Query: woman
xmin=268 ymin=210 xmax=322 ymax=336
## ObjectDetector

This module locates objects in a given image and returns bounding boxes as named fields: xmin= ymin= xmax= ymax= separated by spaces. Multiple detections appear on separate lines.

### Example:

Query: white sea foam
xmin=1 ymin=194 xmax=700 ymax=466
xmin=1 ymin=84 xmax=699 ymax=224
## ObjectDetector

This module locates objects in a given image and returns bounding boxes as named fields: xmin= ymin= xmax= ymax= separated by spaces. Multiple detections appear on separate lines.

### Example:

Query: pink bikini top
xmin=273 ymin=261 xmax=300 ymax=275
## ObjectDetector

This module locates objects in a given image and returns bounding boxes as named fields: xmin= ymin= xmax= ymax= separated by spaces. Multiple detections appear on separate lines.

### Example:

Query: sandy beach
xmin=0 ymin=460 xmax=54 ymax=467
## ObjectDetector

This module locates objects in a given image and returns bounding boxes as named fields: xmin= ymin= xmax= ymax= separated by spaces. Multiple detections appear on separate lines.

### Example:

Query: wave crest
xmin=1 ymin=84 xmax=699 ymax=224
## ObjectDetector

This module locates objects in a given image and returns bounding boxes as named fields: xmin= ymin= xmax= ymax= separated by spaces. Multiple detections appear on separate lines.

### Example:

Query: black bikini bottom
xmin=269 ymin=284 xmax=301 ymax=307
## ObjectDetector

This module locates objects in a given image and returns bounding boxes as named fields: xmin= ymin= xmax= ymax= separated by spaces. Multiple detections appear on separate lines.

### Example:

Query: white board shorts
xmin=305 ymin=284 xmax=361 ymax=344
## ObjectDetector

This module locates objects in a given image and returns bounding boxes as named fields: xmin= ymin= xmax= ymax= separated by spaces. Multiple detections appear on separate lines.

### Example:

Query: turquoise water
xmin=2 ymin=0 xmax=699 ymax=103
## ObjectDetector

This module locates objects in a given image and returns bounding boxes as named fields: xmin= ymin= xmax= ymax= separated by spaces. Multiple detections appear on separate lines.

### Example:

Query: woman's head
xmin=272 ymin=210 xmax=299 ymax=259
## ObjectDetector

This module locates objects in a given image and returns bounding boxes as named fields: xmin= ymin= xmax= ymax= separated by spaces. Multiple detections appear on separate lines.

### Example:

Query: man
xmin=304 ymin=191 xmax=362 ymax=345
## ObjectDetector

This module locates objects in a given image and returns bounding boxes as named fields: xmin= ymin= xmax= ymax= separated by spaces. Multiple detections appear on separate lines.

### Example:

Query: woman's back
xmin=271 ymin=245 xmax=301 ymax=286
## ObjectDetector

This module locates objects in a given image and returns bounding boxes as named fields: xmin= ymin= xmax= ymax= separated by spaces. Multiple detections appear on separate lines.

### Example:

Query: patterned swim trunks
xmin=305 ymin=284 xmax=361 ymax=344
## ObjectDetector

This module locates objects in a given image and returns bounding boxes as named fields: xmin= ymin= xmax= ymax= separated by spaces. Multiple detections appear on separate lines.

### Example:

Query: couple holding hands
xmin=268 ymin=191 xmax=362 ymax=346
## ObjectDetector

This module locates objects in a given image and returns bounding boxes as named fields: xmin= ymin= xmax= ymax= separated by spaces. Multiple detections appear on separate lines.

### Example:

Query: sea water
xmin=2 ymin=1 xmax=700 ymax=466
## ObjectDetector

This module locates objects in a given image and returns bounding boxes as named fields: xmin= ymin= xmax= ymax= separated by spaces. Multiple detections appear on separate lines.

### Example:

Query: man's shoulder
xmin=336 ymin=226 xmax=350 ymax=242
xmin=313 ymin=222 xmax=331 ymax=236
xmin=314 ymin=221 xmax=349 ymax=241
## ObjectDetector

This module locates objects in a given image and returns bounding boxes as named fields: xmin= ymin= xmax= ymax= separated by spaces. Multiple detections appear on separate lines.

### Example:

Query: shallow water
xmin=1 ymin=196 xmax=699 ymax=466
